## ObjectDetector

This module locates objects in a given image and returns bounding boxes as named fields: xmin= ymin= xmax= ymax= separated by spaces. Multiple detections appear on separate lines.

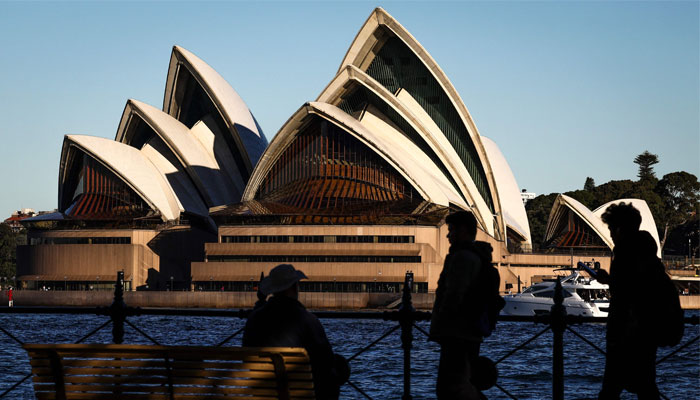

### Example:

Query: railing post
xmin=111 ymin=271 xmax=126 ymax=344
xmin=399 ymin=271 xmax=414 ymax=400
xmin=551 ymin=277 xmax=566 ymax=400
xmin=96 ymin=271 xmax=139 ymax=344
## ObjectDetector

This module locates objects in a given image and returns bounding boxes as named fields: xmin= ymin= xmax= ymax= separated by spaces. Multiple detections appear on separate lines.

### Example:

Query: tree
xmin=634 ymin=151 xmax=659 ymax=183
xmin=584 ymin=177 xmax=596 ymax=191
xmin=654 ymin=171 xmax=700 ymax=250
xmin=0 ymin=224 xmax=17 ymax=281
xmin=525 ymin=193 xmax=559 ymax=250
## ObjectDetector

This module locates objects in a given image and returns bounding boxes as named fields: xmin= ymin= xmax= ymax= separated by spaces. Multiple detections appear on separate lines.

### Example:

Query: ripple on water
xmin=0 ymin=312 xmax=697 ymax=399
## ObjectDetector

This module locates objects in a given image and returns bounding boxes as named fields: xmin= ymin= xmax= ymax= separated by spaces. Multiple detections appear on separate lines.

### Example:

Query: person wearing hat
xmin=242 ymin=264 xmax=349 ymax=399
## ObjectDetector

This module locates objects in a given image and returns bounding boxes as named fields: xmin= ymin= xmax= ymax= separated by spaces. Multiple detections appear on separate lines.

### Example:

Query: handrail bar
xmin=1 ymin=306 xmax=698 ymax=326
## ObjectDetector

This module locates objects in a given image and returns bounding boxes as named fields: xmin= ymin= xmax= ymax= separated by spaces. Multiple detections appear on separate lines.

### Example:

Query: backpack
xmin=474 ymin=264 xmax=506 ymax=337
xmin=652 ymin=262 xmax=684 ymax=347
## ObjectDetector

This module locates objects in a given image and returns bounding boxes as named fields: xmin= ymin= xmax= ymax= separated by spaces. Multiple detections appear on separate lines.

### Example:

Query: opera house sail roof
xmin=47 ymin=46 xmax=267 ymax=230
xmin=543 ymin=194 xmax=661 ymax=257
xmin=18 ymin=7 xmax=548 ymax=296
xmin=210 ymin=7 xmax=530 ymax=241
xmin=37 ymin=7 xmax=531 ymax=247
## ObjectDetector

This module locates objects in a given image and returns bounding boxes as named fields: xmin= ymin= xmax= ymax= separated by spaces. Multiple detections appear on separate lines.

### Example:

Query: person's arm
xmin=304 ymin=314 xmax=340 ymax=399
xmin=595 ymin=268 xmax=610 ymax=284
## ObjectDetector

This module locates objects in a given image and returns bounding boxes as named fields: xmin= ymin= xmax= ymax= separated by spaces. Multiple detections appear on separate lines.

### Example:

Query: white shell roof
xmin=547 ymin=195 xmax=612 ymax=250
xmin=116 ymin=99 xmax=237 ymax=208
xmin=316 ymin=65 xmax=496 ymax=235
xmin=336 ymin=7 xmax=504 ymax=238
xmin=60 ymin=135 xmax=181 ymax=221
xmin=243 ymin=102 xmax=454 ymax=208
xmin=592 ymin=198 xmax=661 ymax=257
xmin=548 ymin=195 xmax=661 ymax=258
xmin=163 ymin=46 xmax=267 ymax=168
xmin=480 ymin=137 xmax=531 ymax=245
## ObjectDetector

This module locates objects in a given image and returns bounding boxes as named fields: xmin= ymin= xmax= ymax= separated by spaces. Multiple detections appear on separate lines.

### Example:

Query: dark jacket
xmin=605 ymin=230 xmax=661 ymax=344
xmin=430 ymin=240 xmax=495 ymax=342
xmin=242 ymin=295 xmax=340 ymax=399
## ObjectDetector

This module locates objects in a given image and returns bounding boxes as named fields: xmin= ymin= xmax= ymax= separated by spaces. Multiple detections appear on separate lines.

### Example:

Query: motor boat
xmin=501 ymin=267 xmax=610 ymax=318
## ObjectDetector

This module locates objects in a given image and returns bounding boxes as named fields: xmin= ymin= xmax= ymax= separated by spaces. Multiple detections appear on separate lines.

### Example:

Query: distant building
xmin=4 ymin=209 xmax=36 ymax=233
xmin=521 ymin=190 xmax=536 ymax=204
xmin=21 ymin=8 xmax=612 ymax=300
xmin=542 ymin=194 xmax=661 ymax=257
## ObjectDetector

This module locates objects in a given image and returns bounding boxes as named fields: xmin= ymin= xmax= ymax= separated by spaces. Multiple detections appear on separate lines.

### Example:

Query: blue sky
xmin=1 ymin=1 xmax=698 ymax=218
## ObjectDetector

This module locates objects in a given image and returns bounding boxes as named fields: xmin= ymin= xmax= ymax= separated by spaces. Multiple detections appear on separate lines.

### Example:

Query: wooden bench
xmin=23 ymin=344 xmax=315 ymax=400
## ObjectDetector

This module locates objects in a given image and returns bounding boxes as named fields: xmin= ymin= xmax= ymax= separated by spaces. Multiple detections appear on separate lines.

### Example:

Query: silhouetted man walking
xmin=430 ymin=211 xmax=499 ymax=399
xmin=597 ymin=203 xmax=660 ymax=399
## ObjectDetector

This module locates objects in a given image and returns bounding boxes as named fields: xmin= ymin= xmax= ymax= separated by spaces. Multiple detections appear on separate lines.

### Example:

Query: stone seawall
xmin=0 ymin=291 xmax=436 ymax=310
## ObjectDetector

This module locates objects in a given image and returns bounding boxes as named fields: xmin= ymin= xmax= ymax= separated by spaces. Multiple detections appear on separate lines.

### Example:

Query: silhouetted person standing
xmin=430 ymin=211 xmax=498 ymax=399
xmin=243 ymin=264 xmax=349 ymax=399
xmin=597 ymin=203 xmax=660 ymax=399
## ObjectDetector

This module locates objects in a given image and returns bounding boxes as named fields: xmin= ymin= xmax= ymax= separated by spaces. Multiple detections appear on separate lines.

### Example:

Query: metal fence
xmin=1 ymin=271 xmax=698 ymax=400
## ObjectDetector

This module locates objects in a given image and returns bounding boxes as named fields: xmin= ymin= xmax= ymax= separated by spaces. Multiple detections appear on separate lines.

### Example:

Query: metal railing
xmin=1 ymin=271 xmax=698 ymax=399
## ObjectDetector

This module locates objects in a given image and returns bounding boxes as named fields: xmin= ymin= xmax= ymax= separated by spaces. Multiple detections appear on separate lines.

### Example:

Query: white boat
xmin=501 ymin=270 xmax=610 ymax=318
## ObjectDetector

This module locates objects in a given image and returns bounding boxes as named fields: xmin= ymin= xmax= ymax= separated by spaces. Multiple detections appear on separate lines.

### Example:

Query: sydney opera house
xmin=17 ymin=8 xmax=656 ymax=301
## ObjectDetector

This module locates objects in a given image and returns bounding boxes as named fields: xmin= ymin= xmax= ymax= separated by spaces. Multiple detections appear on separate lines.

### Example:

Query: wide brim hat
xmin=259 ymin=264 xmax=308 ymax=295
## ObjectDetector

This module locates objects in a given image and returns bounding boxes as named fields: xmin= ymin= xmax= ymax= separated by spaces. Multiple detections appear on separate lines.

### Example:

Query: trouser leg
xmin=436 ymin=340 xmax=481 ymax=400
xmin=599 ymin=343 xmax=659 ymax=400
xmin=630 ymin=345 xmax=659 ymax=400
xmin=599 ymin=344 xmax=623 ymax=400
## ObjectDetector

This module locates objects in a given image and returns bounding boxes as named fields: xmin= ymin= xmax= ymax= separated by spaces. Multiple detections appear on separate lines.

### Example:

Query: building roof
xmin=59 ymin=135 xmax=180 ymax=222
xmin=480 ymin=137 xmax=531 ymax=246
xmin=243 ymin=102 xmax=451 ymax=208
xmin=316 ymin=64 xmax=500 ymax=234
xmin=163 ymin=45 xmax=267 ymax=174
xmin=336 ymin=7 xmax=504 ymax=238
xmin=546 ymin=194 xmax=661 ymax=257
xmin=116 ymin=99 xmax=233 ymax=212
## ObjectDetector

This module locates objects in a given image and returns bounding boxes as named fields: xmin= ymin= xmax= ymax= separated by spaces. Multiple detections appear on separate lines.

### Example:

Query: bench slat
xmin=31 ymin=358 xmax=308 ymax=372
xmin=32 ymin=366 xmax=286 ymax=379
xmin=24 ymin=344 xmax=315 ymax=400
xmin=38 ymin=394 xmax=282 ymax=400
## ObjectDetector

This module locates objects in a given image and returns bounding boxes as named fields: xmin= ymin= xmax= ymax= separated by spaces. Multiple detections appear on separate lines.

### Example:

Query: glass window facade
xmin=206 ymin=255 xmax=421 ymax=263
xmin=336 ymin=84 xmax=463 ymax=198
xmin=542 ymin=208 xmax=608 ymax=250
xmin=364 ymin=34 xmax=494 ymax=212
xmin=171 ymin=66 xmax=252 ymax=181
xmin=254 ymin=116 xmax=424 ymax=215
xmin=192 ymin=280 xmax=427 ymax=293
xmin=29 ymin=237 xmax=131 ymax=245
xmin=221 ymin=235 xmax=415 ymax=244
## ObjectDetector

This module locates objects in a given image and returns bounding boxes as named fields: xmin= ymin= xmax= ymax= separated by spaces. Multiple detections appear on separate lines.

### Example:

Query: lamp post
xmin=64 ymin=276 xmax=67 ymax=291
xmin=170 ymin=276 xmax=174 ymax=291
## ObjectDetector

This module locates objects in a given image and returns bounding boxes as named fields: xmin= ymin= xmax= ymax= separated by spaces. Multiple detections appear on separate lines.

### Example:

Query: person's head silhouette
xmin=601 ymin=203 xmax=641 ymax=245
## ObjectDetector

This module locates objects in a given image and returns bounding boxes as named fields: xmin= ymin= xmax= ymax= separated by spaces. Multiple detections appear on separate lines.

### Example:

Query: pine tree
xmin=584 ymin=177 xmax=596 ymax=191
xmin=634 ymin=151 xmax=659 ymax=183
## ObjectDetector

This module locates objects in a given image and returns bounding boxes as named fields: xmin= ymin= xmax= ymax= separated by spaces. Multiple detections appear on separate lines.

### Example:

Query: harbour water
xmin=1 ymin=313 xmax=697 ymax=399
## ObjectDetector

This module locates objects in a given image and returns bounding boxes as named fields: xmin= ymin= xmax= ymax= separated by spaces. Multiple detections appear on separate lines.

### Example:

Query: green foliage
xmin=664 ymin=214 xmax=699 ymax=256
xmin=634 ymin=150 xmax=659 ymax=183
xmin=525 ymin=193 xmax=559 ymax=250
xmin=0 ymin=224 xmax=17 ymax=279
xmin=529 ymin=163 xmax=698 ymax=255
